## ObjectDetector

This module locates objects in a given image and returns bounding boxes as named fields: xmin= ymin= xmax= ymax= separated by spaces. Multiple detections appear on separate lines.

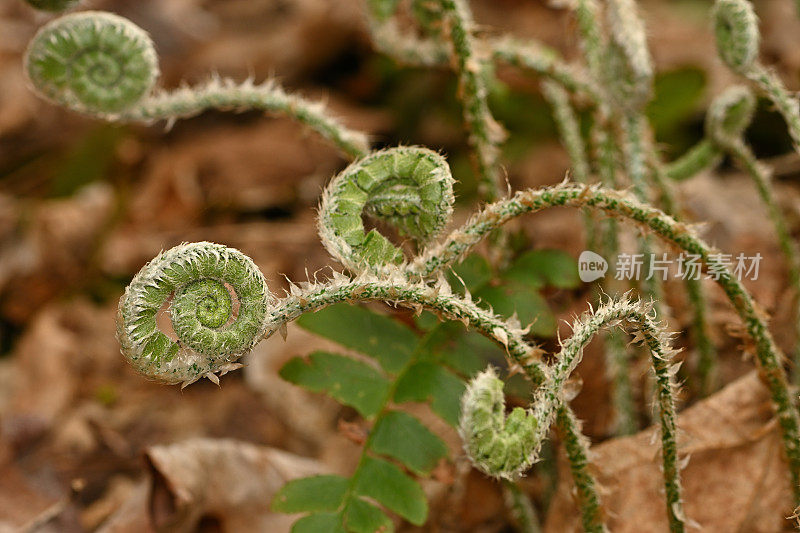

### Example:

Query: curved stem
xmin=720 ymin=137 xmax=800 ymax=384
xmin=267 ymin=273 xmax=610 ymax=527
xmin=122 ymin=78 xmax=370 ymax=160
xmin=265 ymin=274 xmax=545 ymax=381
xmin=745 ymin=65 xmax=800 ymax=156
xmin=502 ymin=480 xmax=541 ymax=533
xmin=554 ymin=406 xmax=605 ymax=532
xmin=410 ymin=182 xmax=800 ymax=504
xmin=364 ymin=8 xmax=602 ymax=108
xmin=543 ymin=298 xmax=684 ymax=531
xmin=646 ymin=138 xmax=719 ymax=394
xmin=617 ymin=115 xmax=664 ymax=304
xmin=491 ymin=38 xmax=602 ymax=106
xmin=438 ymin=0 xmax=504 ymax=202
xmin=684 ymin=274 xmax=718 ymax=393
xmin=664 ymin=139 xmax=722 ymax=182
xmin=573 ymin=0 xmax=606 ymax=81
xmin=542 ymin=80 xmax=596 ymax=250
xmin=604 ymin=329 xmax=638 ymax=435
xmin=592 ymin=125 xmax=639 ymax=434
xmin=543 ymin=81 xmax=590 ymax=184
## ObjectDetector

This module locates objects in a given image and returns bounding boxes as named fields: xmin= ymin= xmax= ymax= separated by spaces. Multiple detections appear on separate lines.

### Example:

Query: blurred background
xmin=1 ymin=0 xmax=800 ymax=531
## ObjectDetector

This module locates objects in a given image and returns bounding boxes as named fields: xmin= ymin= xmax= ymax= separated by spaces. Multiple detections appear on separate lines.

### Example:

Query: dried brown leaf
xmin=545 ymin=371 xmax=795 ymax=532
xmin=145 ymin=438 xmax=328 ymax=532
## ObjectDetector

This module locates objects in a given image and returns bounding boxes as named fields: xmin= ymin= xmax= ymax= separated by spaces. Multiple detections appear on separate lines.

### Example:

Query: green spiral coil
xmin=25 ymin=11 xmax=159 ymax=116
xmin=459 ymin=367 xmax=540 ymax=480
xmin=712 ymin=0 xmax=760 ymax=74
xmin=116 ymin=242 xmax=272 ymax=385
xmin=318 ymin=146 xmax=455 ymax=271
xmin=706 ymin=85 xmax=756 ymax=144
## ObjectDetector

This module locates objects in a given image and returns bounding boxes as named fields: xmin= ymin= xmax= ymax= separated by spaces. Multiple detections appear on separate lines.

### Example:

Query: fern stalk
xmin=411 ymin=181 xmax=800 ymax=504
xmin=438 ymin=0 xmax=505 ymax=202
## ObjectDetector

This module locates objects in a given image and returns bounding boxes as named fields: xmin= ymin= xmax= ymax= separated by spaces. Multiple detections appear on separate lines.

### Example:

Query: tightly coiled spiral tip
xmin=319 ymin=146 xmax=455 ymax=271
xmin=116 ymin=242 xmax=273 ymax=386
xmin=706 ymin=85 xmax=756 ymax=143
xmin=712 ymin=0 xmax=760 ymax=74
xmin=459 ymin=367 xmax=540 ymax=480
xmin=25 ymin=11 xmax=159 ymax=116
xmin=25 ymin=0 xmax=80 ymax=12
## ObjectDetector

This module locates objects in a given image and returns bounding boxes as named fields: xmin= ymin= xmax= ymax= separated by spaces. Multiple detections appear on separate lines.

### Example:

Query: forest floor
xmin=2 ymin=0 xmax=800 ymax=531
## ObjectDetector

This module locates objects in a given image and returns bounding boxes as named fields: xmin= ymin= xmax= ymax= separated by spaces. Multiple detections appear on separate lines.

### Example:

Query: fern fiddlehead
xmin=665 ymin=0 xmax=759 ymax=182
xmin=459 ymin=367 xmax=539 ymax=480
xmin=116 ymin=242 xmax=273 ymax=386
xmin=411 ymin=181 xmax=800 ymax=505
xmin=461 ymin=297 xmax=686 ymax=532
xmin=712 ymin=0 xmax=759 ymax=74
xmin=25 ymin=3 xmax=800 ymax=529
xmin=705 ymin=85 xmax=756 ymax=143
xmin=712 ymin=0 xmax=800 ymax=155
xmin=25 ymin=11 xmax=160 ymax=116
xmin=24 ymin=12 xmax=369 ymax=159
xmin=318 ymin=146 xmax=455 ymax=272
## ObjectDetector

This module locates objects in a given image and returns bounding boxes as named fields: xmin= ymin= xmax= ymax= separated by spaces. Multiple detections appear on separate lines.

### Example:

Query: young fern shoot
xmin=543 ymin=79 xmax=639 ymax=432
xmin=24 ymin=12 xmax=369 ymax=159
xmin=712 ymin=0 xmax=800 ymax=155
xmin=461 ymin=297 xmax=686 ymax=532
xmin=459 ymin=366 xmax=540 ymax=480
xmin=411 ymin=181 xmax=800 ymax=505
xmin=25 ymin=12 xmax=160 ymax=116
xmin=706 ymin=86 xmax=800 ymax=381
xmin=318 ymin=147 xmax=455 ymax=273
xmin=116 ymin=242 xmax=273 ymax=386
xmin=21 ymin=3 xmax=800 ymax=530
xmin=592 ymin=0 xmax=719 ymax=399
xmin=106 ymin=138 xmax=613 ymax=527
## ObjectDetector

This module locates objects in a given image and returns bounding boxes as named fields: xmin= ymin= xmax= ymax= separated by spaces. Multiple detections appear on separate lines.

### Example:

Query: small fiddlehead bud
xmin=116 ymin=242 xmax=273 ymax=386
xmin=25 ymin=11 xmax=159 ymax=116
xmin=712 ymin=0 xmax=760 ymax=74
xmin=23 ymin=13 xmax=367 ymax=159
xmin=711 ymin=0 xmax=800 ymax=156
xmin=25 ymin=0 xmax=79 ymax=11
xmin=318 ymin=146 xmax=455 ymax=271
xmin=459 ymin=367 xmax=540 ymax=480
xmin=705 ymin=85 xmax=756 ymax=145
